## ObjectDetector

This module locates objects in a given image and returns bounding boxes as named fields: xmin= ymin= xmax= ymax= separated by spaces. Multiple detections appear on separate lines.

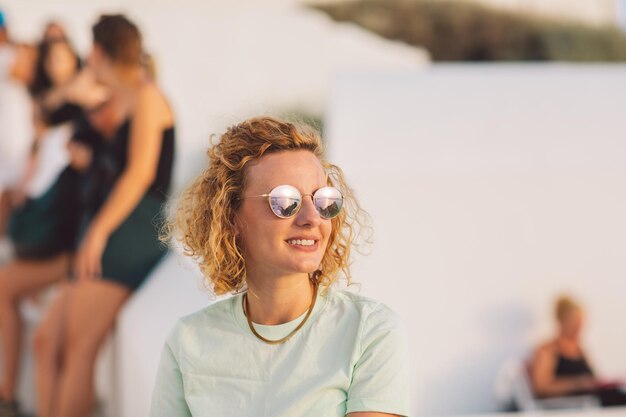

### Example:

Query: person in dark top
xmin=30 ymin=37 xmax=81 ymax=100
xmin=8 ymin=35 xmax=86 ymax=258
xmin=31 ymin=36 xmax=109 ymax=128
xmin=33 ymin=14 xmax=175 ymax=417
xmin=530 ymin=295 xmax=626 ymax=407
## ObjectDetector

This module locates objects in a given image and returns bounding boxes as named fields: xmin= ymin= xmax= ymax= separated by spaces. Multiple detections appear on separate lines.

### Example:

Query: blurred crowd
xmin=0 ymin=10 xmax=174 ymax=417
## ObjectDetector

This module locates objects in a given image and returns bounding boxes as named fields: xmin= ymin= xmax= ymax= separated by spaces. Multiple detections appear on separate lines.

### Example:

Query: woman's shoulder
xmin=329 ymin=287 xmax=394 ymax=309
xmin=533 ymin=339 xmax=559 ymax=359
xmin=134 ymin=81 xmax=174 ymax=128
xmin=327 ymin=289 xmax=408 ymax=363
xmin=183 ymin=294 xmax=237 ymax=322
xmin=167 ymin=295 xmax=238 ymax=340
xmin=326 ymin=287 xmax=406 ymax=330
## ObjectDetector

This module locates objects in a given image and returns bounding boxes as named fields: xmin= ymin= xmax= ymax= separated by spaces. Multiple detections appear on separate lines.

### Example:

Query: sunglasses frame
xmin=242 ymin=184 xmax=343 ymax=219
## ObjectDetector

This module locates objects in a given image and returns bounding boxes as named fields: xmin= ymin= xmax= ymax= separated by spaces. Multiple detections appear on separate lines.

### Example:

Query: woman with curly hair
xmin=151 ymin=117 xmax=408 ymax=417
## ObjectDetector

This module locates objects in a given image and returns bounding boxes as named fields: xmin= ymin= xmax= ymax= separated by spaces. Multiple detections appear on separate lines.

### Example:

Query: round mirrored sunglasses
xmin=242 ymin=184 xmax=343 ymax=219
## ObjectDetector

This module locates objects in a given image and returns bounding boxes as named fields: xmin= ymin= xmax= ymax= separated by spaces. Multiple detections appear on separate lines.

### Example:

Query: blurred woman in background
xmin=531 ymin=296 xmax=597 ymax=398
xmin=34 ymin=14 xmax=174 ymax=417
xmin=531 ymin=295 xmax=626 ymax=407
xmin=41 ymin=21 xmax=67 ymax=43
xmin=0 ymin=28 xmax=99 ymax=415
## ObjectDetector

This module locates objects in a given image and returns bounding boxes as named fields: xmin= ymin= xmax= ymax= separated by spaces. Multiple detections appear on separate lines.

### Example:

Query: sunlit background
xmin=1 ymin=0 xmax=626 ymax=416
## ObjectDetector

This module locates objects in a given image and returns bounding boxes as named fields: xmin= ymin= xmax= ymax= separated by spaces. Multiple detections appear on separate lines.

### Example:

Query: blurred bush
xmin=279 ymin=110 xmax=325 ymax=136
xmin=312 ymin=0 xmax=626 ymax=61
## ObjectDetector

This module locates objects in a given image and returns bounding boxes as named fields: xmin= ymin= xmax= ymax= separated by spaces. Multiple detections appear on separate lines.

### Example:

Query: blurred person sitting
xmin=530 ymin=295 xmax=626 ymax=407
xmin=31 ymin=37 xmax=109 ymax=128
xmin=0 ymin=20 xmax=94 ymax=242
xmin=0 ymin=27 xmax=108 ymax=416
xmin=33 ymin=14 xmax=174 ymax=417
xmin=3 ymin=27 xmax=107 ymax=240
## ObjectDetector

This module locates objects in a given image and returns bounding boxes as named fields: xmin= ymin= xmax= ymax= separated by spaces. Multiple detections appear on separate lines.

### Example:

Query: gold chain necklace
xmin=242 ymin=280 xmax=318 ymax=345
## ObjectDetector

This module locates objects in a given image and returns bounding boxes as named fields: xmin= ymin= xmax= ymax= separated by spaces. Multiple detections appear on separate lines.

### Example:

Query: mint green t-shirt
xmin=150 ymin=287 xmax=409 ymax=417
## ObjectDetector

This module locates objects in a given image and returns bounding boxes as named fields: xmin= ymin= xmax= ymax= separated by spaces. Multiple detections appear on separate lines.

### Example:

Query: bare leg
xmin=0 ymin=254 xmax=70 ymax=402
xmin=0 ymin=190 xmax=11 ymax=237
xmin=33 ymin=284 xmax=70 ymax=417
xmin=51 ymin=279 xmax=130 ymax=417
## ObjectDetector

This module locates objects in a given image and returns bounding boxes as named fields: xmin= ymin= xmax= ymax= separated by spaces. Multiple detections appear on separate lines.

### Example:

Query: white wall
xmin=618 ymin=0 xmax=626 ymax=29
xmin=326 ymin=64 xmax=626 ymax=416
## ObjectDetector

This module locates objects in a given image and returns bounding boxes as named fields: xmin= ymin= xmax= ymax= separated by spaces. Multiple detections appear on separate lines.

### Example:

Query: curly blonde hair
xmin=167 ymin=116 xmax=367 ymax=295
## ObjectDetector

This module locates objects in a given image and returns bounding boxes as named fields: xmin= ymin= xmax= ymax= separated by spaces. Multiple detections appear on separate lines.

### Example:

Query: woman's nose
xmin=295 ymin=196 xmax=321 ymax=227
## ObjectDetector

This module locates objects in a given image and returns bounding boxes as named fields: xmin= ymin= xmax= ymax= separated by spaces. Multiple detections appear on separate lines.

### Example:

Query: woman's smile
xmin=286 ymin=238 xmax=319 ymax=251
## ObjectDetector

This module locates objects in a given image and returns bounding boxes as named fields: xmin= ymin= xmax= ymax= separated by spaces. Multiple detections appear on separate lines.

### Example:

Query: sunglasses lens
xmin=269 ymin=185 xmax=302 ymax=218
xmin=314 ymin=187 xmax=343 ymax=219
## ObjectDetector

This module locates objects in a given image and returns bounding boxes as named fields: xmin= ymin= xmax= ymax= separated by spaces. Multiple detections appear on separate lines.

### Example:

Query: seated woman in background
xmin=531 ymin=295 xmax=626 ymax=407
xmin=31 ymin=39 xmax=108 ymax=128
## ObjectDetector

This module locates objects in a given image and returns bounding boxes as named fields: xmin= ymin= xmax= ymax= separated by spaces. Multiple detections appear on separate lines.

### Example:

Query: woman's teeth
xmin=287 ymin=239 xmax=315 ymax=246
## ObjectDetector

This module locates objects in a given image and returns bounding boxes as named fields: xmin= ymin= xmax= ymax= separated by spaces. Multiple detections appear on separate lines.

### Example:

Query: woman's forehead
xmin=244 ymin=150 xmax=326 ymax=190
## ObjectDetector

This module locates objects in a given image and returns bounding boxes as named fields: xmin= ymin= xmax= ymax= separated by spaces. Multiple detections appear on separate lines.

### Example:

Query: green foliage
xmin=279 ymin=110 xmax=325 ymax=137
xmin=312 ymin=0 xmax=626 ymax=61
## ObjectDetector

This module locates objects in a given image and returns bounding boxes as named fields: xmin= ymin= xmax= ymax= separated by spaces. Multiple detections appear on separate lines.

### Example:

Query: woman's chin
xmin=288 ymin=262 xmax=321 ymax=276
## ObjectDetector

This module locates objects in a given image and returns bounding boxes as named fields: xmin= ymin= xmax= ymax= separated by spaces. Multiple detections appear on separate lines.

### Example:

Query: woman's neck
xmin=556 ymin=335 xmax=582 ymax=356
xmin=103 ymin=70 xmax=143 ymax=122
xmin=245 ymin=273 xmax=314 ymax=325
xmin=107 ymin=65 xmax=143 ymax=96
